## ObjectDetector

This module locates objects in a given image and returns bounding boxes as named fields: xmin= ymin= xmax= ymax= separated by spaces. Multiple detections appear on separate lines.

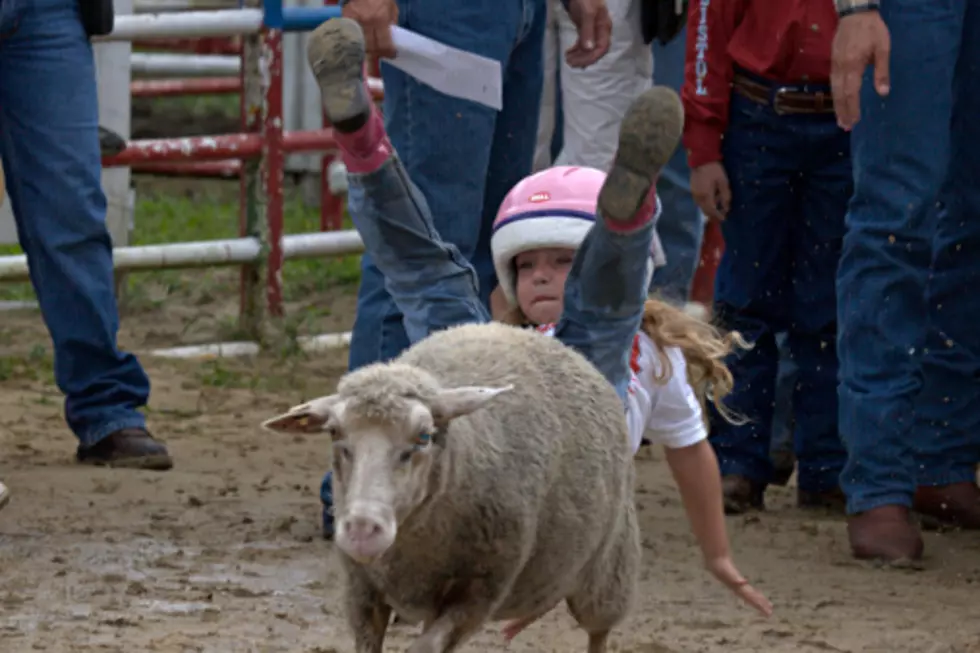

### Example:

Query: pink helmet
xmin=491 ymin=165 xmax=665 ymax=307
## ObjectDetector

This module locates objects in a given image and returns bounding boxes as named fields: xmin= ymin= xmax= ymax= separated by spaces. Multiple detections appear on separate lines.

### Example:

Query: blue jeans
xmin=838 ymin=0 xmax=980 ymax=514
xmin=771 ymin=333 xmax=797 ymax=459
xmin=0 ymin=0 xmax=150 ymax=446
xmin=323 ymin=155 xmax=655 ymax=531
xmin=709 ymin=90 xmax=849 ymax=494
xmin=347 ymin=0 xmax=547 ymax=370
xmin=649 ymin=29 xmax=703 ymax=303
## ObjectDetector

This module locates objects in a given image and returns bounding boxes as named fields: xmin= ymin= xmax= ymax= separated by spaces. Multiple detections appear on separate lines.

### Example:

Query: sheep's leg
xmin=343 ymin=567 xmax=391 ymax=653
xmin=566 ymin=511 xmax=641 ymax=653
xmin=499 ymin=601 xmax=560 ymax=642
xmin=406 ymin=604 xmax=490 ymax=653
xmin=405 ymin=577 xmax=508 ymax=653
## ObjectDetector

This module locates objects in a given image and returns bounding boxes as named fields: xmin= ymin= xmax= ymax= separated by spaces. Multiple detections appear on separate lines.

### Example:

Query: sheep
xmin=263 ymin=321 xmax=640 ymax=653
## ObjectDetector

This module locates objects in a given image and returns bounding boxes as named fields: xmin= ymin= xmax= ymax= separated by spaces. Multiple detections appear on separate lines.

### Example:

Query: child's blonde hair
xmin=497 ymin=297 xmax=748 ymax=427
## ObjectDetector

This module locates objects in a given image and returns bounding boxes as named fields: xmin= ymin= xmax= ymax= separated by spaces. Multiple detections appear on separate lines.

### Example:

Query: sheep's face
xmin=261 ymin=384 xmax=512 ymax=564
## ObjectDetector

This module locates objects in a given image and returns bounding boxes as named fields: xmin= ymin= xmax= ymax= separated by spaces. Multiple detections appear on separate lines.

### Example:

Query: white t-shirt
xmin=535 ymin=325 xmax=707 ymax=454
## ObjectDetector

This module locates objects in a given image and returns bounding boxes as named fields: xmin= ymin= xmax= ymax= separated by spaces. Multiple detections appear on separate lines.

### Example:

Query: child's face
xmin=514 ymin=247 xmax=575 ymax=325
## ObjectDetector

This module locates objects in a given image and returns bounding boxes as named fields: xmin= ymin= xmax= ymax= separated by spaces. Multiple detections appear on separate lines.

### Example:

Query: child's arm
xmin=641 ymin=344 xmax=772 ymax=617
xmin=663 ymin=441 xmax=772 ymax=617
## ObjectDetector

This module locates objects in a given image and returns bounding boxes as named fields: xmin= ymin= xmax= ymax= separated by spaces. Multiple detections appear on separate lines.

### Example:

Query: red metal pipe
xmin=131 ymin=77 xmax=241 ymax=97
xmin=132 ymin=160 xmax=241 ymax=177
xmin=689 ymin=219 xmax=724 ymax=306
xmin=262 ymin=27 xmax=286 ymax=318
xmin=101 ymin=129 xmax=337 ymax=166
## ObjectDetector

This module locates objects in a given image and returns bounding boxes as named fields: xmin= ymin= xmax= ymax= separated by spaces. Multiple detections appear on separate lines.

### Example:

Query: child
xmin=307 ymin=17 xmax=772 ymax=619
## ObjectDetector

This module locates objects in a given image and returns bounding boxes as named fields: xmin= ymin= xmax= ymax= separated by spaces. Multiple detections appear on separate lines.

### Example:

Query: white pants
xmin=534 ymin=0 xmax=654 ymax=173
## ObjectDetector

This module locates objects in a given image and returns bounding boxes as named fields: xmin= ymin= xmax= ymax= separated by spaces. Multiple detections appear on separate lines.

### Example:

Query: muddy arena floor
xmin=0 ymin=105 xmax=978 ymax=652
xmin=1 ymin=298 xmax=979 ymax=653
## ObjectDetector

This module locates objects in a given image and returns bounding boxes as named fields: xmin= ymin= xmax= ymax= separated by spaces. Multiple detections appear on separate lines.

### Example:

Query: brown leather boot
xmin=847 ymin=505 xmax=923 ymax=562
xmin=76 ymin=428 xmax=173 ymax=471
xmin=913 ymin=482 xmax=980 ymax=530
xmin=722 ymin=475 xmax=765 ymax=515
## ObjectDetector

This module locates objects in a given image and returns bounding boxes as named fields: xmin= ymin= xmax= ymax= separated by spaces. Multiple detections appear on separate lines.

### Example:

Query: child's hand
xmin=706 ymin=556 xmax=773 ymax=617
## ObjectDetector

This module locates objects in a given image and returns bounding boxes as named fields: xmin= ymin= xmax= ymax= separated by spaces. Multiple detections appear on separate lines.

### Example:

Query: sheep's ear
xmin=262 ymin=395 xmax=342 ymax=434
xmin=430 ymin=385 xmax=513 ymax=423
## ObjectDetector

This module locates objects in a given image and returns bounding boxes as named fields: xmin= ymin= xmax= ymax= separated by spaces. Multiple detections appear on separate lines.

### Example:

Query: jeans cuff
xmin=78 ymin=415 xmax=147 ymax=448
xmin=916 ymin=467 xmax=977 ymax=488
xmin=845 ymin=492 xmax=913 ymax=516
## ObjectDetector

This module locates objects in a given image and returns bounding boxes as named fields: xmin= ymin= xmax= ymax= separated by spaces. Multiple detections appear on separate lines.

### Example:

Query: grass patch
xmin=0 ymin=176 xmax=362 ymax=310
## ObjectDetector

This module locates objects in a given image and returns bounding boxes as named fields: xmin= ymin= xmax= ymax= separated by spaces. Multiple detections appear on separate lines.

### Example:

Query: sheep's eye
xmin=413 ymin=432 xmax=432 ymax=448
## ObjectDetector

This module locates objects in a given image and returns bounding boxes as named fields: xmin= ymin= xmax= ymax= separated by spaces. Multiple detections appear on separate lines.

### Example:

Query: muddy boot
xmin=307 ymin=18 xmax=373 ymax=135
xmin=76 ymin=428 xmax=173 ymax=471
xmin=0 ymin=480 xmax=9 ymax=512
xmin=913 ymin=482 xmax=980 ymax=530
xmin=848 ymin=505 xmax=923 ymax=563
xmin=722 ymin=474 xmax=765 ymax=515
xmin=597 ymin=86 xmax=684 ymax=227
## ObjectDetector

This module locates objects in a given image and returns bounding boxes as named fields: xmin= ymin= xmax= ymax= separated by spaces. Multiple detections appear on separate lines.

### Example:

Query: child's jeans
xmin=322 ymin=153 xmax=655 ymax=535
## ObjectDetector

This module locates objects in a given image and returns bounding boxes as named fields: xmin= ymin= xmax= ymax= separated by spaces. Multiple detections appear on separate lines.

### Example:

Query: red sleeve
xmin=681 ymin=0 xmax=744 ymax=169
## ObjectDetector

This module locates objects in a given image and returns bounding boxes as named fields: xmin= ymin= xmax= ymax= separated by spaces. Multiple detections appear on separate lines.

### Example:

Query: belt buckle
xmin=771 ymin=86 xmax=796 ymax=115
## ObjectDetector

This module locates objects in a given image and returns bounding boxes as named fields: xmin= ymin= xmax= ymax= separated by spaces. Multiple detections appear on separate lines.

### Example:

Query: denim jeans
xmin=649 ymin=29 xmax=703 ymax=303
xmin=709 ymin=90 xmax=849 ymax=494
xmin=0 ymin=0 xmax=150 ymax=446
xmin=771 ymin=333 xmax=797 ymax=458
xmin=347 ymin=0 xmax=547 ymax=370
xmin=322 ymin=154 xmax=655 ymax=528
xmin=837 ymin=0 xmax=980 ymax=514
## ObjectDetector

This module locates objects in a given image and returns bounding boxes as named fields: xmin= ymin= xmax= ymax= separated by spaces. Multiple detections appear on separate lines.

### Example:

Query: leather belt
xmin=732 ymin=74 xmax=834 ymax=116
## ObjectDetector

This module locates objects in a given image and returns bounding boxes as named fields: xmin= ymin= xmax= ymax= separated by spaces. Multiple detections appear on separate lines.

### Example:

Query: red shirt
xmin=681 ymin=0 xmax=838 ymax=169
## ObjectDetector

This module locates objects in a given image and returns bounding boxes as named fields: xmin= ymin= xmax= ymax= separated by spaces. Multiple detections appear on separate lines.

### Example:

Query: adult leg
xmin=479 ymin=0 xmax=547 ymax=303
xmin=553 ymin=0 xmax=653 ymax=172
xmin=556 ymin=87 xmax=682 ymax=401
xmin=837 ymin=0 xmax=963 ymax=561
xmin=769 ymin=333 xmax=797 ymax=487
xmin=0 ymin=0 xmax=170 ymax=468
xmin=346 ymin=0 xmax=532 ymax=370
xmin=708 ymin=94 xmax=796 ymax=514
xmin=307 ymin=19 xmax=491 ymax=345
xmin=649 ymin=29 xmax=704 ymax=305
xmin=532 ymin=0 xmax=561 ymax=173
xmin=790 ymin=118 xmax=850 ymax=509
xmin=912 ymin=3 xmax=980 ymax=529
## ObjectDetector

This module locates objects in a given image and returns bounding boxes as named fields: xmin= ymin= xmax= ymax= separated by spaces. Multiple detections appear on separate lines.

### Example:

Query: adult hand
xmin=342 ymin=0 xmax=399 ymax=60
xmin=830 ymin=10 xmax=890 ymax=131
xmin=690 ymin=162 xmax=731 ymax=222
xmin=706 ymin=556 xmax=773 ymax=618
xmin=564 ymin=0 xmax=612 ymax=68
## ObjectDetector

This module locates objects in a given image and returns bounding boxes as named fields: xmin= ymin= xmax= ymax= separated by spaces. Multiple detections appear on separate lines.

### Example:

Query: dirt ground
xmin=1 ymin=296 xmax=979 ymax=653
xmin=0 ymin=104 xmax=977 ymax=652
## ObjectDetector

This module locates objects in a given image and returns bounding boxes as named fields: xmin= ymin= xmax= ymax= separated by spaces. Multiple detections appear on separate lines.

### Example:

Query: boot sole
xmin=598 ymin=86 xmax=684 ymax=223
xmin=306 ymin=18 xmax=370 ymax=126
xmin=77 ymin=453 xmax=174 ymax=471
